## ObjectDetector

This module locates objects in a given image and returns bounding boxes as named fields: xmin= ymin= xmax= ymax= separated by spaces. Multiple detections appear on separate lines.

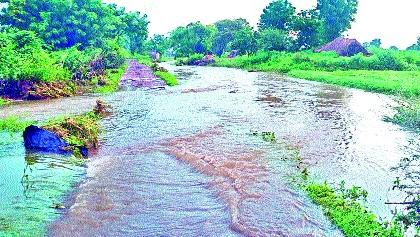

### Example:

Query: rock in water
xmin=23 ymin=125 xmax=69 ymax=153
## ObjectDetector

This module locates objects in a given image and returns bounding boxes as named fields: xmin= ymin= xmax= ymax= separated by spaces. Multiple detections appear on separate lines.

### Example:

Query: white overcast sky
xmin=105 ymin=0 xmax=420 ymax=48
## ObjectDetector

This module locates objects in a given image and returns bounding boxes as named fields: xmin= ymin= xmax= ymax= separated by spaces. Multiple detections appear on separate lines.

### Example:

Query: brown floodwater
xmin=2 ymin=63 xmax=419 ymax=236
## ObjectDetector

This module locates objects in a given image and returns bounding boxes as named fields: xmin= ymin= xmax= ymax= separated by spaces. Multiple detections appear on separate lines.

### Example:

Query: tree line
xmin=147 ymin=0 xmax=420 ymax=58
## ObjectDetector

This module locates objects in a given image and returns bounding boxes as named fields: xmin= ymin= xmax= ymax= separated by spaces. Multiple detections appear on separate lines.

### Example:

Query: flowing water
xmin=0 ymin=64 xmax=419 ymax=236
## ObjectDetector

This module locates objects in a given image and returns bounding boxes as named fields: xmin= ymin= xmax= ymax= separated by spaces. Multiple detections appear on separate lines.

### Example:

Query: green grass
xmin=0 ymin=116 xmax=34 ymax=133
xmin=288 ymin=70 xmax=420 ymax=98
xmin=94 ymin=65 xmax=127 ymax=94
xmin=0 ymin=98 xmax=8 ymax=106
xmin=388 ymin=101 xmax=420 ymax=130
xmin=155 ymin=71 xmax=178 ymax=86
xmin=306 ymin=183 xmax=404 ymax=237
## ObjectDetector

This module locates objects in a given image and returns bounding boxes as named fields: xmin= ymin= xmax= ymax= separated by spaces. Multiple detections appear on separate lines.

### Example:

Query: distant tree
xmin=363 ymin=38 xmax=382 ymax=48
xmin=229 ymin=27 xmax=257 ymax=55
xmin=212 ymin=18 xmax=250 ymax=56
xmin=259 ymin=0 xmax=296 ymax=31
xmin=389 ymin=46 xmax=399 ymax=50
xmin=257 ymin=28 xmax=293 ymax=52
xmin=120 ymin=11 xmax=149 ymax=53
xmin=145 ymin=34 xmax=170 ymax=55
xmin=407 ymin=36 xmax=420 ymax=50
xmin=316 ymin=0 xmax=358 ymax=42
xmin=169 ymin=22 xmax=213 ymax=57
xmin=293 ymin=9 xmax=322 ymax=50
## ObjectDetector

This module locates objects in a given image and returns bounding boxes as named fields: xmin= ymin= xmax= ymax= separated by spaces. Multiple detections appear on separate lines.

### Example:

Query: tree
xmin=257 ymin=28 xmax=293 ymax=52
xmin=229 ymin=27 xmax=257 ymax=55
xmin=293 ymin=9 xmax=322 ymax=50
xmin=363 ymin=38 xmax=382 ymax=48
xmin=407 ymin=36 xmax=420 ymax=50
xmin=169 ymin=22 xmax=213 ymax=57
xmin=259 ymin=0 xmax=296 ymax=31
xmin=212 ymin=18 xmax=250 ymax=56
xmin=145 ymin=34 xmax=170 ymax=55
xmin=316 ymin=0 xmax=358 ymax=42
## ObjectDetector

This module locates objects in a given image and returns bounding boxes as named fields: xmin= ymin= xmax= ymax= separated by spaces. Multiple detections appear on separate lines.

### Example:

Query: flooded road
xmin=1 ymin=64 xmax=419 ymax=236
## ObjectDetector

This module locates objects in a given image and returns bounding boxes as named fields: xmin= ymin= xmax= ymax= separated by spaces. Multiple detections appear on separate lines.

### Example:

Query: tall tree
xmin=169 ymin=22 xmax=213 ymax=57
xmin=212 ymin=18 xmax=250 ymax=56
xmin=316 ymin=0 xmax=358 ymax=42
xmin=257 ymin=28 xmax=293 ymax=52
xmin=259 ymin=0 xmax=295 ymax=31
xmin=229 ymin=27 xmax=257 ymax=55
xmin=293 ymin=9 xmax=322 ymax=50
xmin=407 ymin=36 xmax=420 ymax=50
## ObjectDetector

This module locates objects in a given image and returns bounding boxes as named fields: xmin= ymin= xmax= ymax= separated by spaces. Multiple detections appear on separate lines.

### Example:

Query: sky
xmin=104 ymin=0 xmax=420 ymax=49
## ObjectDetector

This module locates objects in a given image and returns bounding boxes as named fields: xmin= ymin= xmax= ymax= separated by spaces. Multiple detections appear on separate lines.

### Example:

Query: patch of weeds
xmin=0 ymin=116 xmax=34 ymax=133
xmin=0 ymin=98 xmax=9 ymax=106
xmin=306 ymin=182 xmax=404 ymax=237
xmin=389 ymin=101 xmax=420 ymax=131
xmin=94 ymin=64 xmax=127 ymax=93
xmin=251 ymin=130 xmax=277 ymax=142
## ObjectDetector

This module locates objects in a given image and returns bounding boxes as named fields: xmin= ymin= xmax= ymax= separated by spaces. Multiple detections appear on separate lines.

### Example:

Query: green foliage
xmin=287 ymin=70 xmax=420 ymax=97
xmin=0 ymin=29 xmax=69 ymax=82
xmin=0 ymin=98 xmax=8 ymax=106
xmin=216 ymin=49 xmax=420 ymax=74
xmin=259 ymin=0 xmax=296 ymax=30
xmin=169 ymin=22 xmax=214 ymax=57
xmin=0 ymin=0 xmax=149 ymax=52
xmin=306 ymin=183 xmax=403 ymax=237
xmin=364 ymin=38 xmax=382 ymax=48
xmin=0 ymin=116 xmax=34 ymax=133
xmin=316 ymin=0 xmax=358 ymax=42
xmin=212 ymin=19 xmax=251 ymax=56
xmin=293 ymin=9 xmax=322 ymax=50
xmin=145 ymin=34 xmax=170 ymax=55
xmin=407 ymin=36 xmax=420 ymax=51
xmin=229 ymin=27 xmax=257 ymax=55
xmin=155 ymin=71 xmax=178 ymax=86
xmin=257 ymin=28 xmax=293 ymax=52
xmin=389 ymin=101 xmax=420 ymax=131
xmin=95 ymin=65 xmax=127 ymax=93
xmin=176 ymin=53 xmax=204 ymax=66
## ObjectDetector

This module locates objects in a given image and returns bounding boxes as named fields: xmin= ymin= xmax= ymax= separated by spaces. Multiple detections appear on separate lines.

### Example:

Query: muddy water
xmin=1 ymin=64 xmax=419 ymax=236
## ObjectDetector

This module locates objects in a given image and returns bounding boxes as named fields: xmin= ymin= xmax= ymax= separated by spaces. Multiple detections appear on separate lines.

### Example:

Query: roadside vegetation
xmin=0 ymin=0 xmax=149 ymax=100
xmin=307 ymin=183 xmax=404 ymax=237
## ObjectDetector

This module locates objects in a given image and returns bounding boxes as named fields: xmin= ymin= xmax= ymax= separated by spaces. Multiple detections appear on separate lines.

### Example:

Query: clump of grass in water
xmin=42 ymin=100 xmax=111 ymax=158
xmin=251 ymin=130 xmax=277 ymax=142
xmin=389 ymin=102 xmax=420 ymax=131
xmin=306 ymin=182 xmax=404 ymax=237
xmin=152 ymin=63 xmax=178 ymax=86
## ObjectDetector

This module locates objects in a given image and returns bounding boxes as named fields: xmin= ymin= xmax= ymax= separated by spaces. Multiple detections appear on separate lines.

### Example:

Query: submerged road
xmin=1 ymin=62 xmax=419 ymax=236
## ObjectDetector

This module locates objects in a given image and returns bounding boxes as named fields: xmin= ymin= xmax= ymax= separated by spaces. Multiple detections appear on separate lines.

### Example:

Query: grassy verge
xmin=155 ymin=71 xmax=178 ymax=86
xmin=0 ymin=116 xmax=34 ymax=133
xmin=306 ymin=183 xmax=404 ymax=237
xmin=287 ymin=70 xmax=420 ymax=98
xmin=94 ymin=65 xmax=127 ymax=94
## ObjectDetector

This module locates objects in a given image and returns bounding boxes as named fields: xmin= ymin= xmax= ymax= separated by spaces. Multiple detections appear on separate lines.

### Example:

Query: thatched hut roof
xmin=315 ymin=37 xmax=369 ymax=56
